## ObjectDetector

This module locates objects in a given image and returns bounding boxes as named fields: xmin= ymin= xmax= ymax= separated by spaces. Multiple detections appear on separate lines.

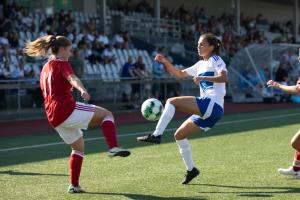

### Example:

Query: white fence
xmin=228 ymin=43 xmax=300 ymax=102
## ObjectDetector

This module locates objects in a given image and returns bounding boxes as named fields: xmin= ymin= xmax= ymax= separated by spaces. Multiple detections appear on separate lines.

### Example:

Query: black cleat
xmin=137 ymin=134 xmax=161 ymax=144
xmin=182 ymin=167 xmax=200 ymax=184
xmin=108 ymin=147 xmax=131 ymax=157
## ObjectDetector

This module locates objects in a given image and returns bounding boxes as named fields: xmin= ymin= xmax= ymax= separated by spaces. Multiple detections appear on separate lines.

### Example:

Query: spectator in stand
xmin=113 ymin=32 xmax=125 ymax=49
xmin=0 ymin=32 xmax=9 ymax=46
xmin=70 ymin=49 xmax=85 ymax=78
xmin=123 ymin=31 xmax=133 ymax=49
xmin=120 ymin=56 xmax=136 ymax=106
xmin=130 ymin=55 xmax=145 ymax=107
xmin=102 ymin=45 xmax=116 ymax=64
xmin=152 ymin=47 xmax=165 ymax=99
xmin=275 ymin=62 xmax=290 ymax=85
xmin=135 ymin=56 xmax=152 ymax=98
xmin=8 ymin=31 xmax=19 ymax=48
xmin=97 ymin=31 xmax=110 ymax=47
xmin=135 ymin=0 xmax=152 ymax=14
xmin=88 ymin=41 xmax=104 ymax=64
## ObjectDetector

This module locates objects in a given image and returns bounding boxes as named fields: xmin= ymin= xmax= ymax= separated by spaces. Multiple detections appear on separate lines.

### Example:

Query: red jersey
xmin=40 ymin=59 xmax=76 ymax=127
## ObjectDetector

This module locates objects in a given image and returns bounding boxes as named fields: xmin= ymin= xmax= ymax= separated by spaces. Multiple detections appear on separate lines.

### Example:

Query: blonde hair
xmin=24 ymin=35 xmax=71 ymax=57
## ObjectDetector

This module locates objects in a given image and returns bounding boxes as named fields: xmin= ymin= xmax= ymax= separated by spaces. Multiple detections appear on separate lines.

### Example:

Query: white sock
xmin=152 ymin=102 xmax=175 ymax=136
xmin=176 ymin=139 xmax=194 ymax=171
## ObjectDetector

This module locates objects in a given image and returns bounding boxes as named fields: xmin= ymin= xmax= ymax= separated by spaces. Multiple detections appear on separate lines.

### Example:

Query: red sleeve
xmin=61 ymin=62 xmax=74 ymax=79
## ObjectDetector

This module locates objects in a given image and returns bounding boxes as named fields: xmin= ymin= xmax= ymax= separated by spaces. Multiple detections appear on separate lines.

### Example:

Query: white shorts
xmin=55 ymin=102 xmax=96 ymax=144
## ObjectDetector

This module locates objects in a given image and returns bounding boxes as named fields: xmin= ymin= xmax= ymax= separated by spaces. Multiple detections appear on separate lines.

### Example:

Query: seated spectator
xmin=102 ymin=45 xmax=116 ymax=64
xmin=97 ymin=31 xmax=110 ymax=47
xmin=88 ymin=41 xmax=104 ymax=64
xmin=113 ymin=32 xmax=125 ymax=49
xmin=0 ymin=32 xmax=9 ymax=46
xmin=275 ymin=62 xmax=290 ymax=85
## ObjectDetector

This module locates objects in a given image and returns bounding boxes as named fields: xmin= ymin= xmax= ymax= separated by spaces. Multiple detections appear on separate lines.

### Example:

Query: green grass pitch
xmin=1 ymin=108 xmax=300 ymax=200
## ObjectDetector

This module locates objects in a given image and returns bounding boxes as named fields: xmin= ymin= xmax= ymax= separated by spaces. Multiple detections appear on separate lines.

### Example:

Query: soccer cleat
xmin=107 ymin=147 xmax=131 ymax=157
xmin=278 ymin=167 xmax=300 ymax=178
xmin=182 ymin=167 xmax=200 ymax=184
xmin=136 ymin=134 xmax=161 ymax=144
xmin=68 ymin=184 xmax=85 ymax=193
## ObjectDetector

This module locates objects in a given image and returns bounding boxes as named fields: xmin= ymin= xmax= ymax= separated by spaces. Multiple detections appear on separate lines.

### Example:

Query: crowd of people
xmin=114 ymin=0 xmax=296 ymax=58
xmin=113 ymin=0 xmax=299 ymax=100
xmin=0 ymin=1 xmax=134 ymax=81
xmin=0 ymin=0 xmax=299 ymax=109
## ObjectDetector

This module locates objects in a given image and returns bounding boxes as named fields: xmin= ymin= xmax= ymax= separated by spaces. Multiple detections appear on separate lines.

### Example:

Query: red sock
xmin=70 ymin=151 xmax=84 ymax=186
xmin=101 ymin=116 xmax=118 ymax=149
xmin=293 ymin=151 xmax=300 ymax=171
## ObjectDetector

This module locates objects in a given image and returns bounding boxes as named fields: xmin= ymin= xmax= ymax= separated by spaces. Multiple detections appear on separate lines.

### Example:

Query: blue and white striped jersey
xmin=184 ymin=55 xmax=227 ymax=107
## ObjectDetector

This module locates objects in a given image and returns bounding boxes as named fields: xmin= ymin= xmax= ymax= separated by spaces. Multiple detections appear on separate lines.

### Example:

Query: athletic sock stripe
xmin=75 ymin=105 xmax=95 ymax=110
xmin=75 ymin=107 xmax=95 ymax=111
xmin=75 ymin=108 xmax=96 ymax=112
xmin=75 ymin=105 xmax=95 ymax=109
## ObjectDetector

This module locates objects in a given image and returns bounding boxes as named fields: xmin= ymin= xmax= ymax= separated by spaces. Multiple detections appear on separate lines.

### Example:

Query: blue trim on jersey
xmin=190 ymin=97 xmax=223 ymax=130
xmin=198 ymin=71 xmax=214 ymax=91
xmin=212 ymin=55 xmax=219 ymax=61
xmin=195 ymin=97 xmax=210 ymax=116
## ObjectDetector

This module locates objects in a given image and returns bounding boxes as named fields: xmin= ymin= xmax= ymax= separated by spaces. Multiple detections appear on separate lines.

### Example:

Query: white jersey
xmin=184 ymin=55 xmax=227 ymax=107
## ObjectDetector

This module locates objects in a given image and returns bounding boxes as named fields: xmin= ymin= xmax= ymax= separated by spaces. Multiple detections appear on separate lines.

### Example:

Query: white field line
xmin=0 ymin=112 xmax=299 ymax=153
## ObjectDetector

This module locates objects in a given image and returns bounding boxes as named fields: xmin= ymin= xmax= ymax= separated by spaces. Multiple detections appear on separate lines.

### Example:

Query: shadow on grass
xmin=82 ymin=192 xmax=206 ymax=200
xmin=189 ymin=183 xmax=300 ymax=198
xmin=1 ymin=109 xmax=300 ymax=167
xmin=0 ymin=170 xmax=68 ymax=176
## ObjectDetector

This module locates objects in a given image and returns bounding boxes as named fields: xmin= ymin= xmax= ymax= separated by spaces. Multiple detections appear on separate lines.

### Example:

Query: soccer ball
xmin=141 ymin=98 xmax=163 ymax=121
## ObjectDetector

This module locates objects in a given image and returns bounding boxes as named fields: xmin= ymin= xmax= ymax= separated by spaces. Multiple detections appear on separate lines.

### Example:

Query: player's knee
xmin=291 ymin=139 xmax=300 ymax=150
xmin=105 ymin=110 xmax=113 ymax=118
xmin=167 ymin=97 xmax=176 ymax=105
xmin=174 ymin=131 xmax=185 ymax=140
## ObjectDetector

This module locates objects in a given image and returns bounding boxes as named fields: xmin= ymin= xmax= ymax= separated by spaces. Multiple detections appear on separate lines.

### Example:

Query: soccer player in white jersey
xmin=267 ymin=54 xmax=300 ymax=178
xmin=137 ymin=33 xmax=227 ymax=184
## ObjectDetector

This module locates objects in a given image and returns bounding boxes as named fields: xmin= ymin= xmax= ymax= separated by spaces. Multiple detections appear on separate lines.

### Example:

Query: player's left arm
xmin=194 ymin=70 xmax=227 ymax=84
xmin=67 ymin=74 xmax=90 ymax=100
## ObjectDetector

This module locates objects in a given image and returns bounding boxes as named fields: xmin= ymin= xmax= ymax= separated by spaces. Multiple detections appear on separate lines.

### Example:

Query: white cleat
xmin=68 ymin=184 xmax=85 ymax=193
xmin=107 ymin=147 xmax=131 ymax=157
xmin=278 ymin=167 xmax=300 ymax=178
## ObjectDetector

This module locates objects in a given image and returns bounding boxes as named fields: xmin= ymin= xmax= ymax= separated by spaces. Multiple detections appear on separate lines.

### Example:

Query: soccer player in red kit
xmin=267 ymin=55 xmax=300 ymax=178
xmin=24 ymin=35 xmax=130 ymax=193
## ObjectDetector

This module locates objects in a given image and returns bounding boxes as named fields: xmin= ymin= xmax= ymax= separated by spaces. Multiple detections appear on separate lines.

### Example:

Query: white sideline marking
xmin=0 ymin=112 xmax=300 ymax=153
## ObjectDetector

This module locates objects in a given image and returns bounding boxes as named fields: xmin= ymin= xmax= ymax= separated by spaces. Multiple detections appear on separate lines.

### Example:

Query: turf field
xmin=1 ymin=108 xmax=300 ymax=200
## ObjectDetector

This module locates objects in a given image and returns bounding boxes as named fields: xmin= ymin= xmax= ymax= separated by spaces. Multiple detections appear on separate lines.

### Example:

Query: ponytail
xmin=24 ymin=35 xmax=71 ymax=57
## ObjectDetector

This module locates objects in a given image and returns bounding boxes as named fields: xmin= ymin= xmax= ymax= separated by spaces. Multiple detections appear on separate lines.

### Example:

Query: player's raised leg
xmin=88 ymin=106 xmax=130 ymax=157
xmin=174 ymin=118 xmax=201 ymax=184
xmin=137 ymin=96 xmax=201 ymax=144
xmin=278 ymin=130 xmax=300 ymax=178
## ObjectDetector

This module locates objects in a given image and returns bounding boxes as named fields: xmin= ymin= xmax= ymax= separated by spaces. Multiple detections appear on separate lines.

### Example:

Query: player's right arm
xmin=267 ymin=80 xmax=300 ymax=94
xmin=155 ymin=54 xmax=188 ymax=78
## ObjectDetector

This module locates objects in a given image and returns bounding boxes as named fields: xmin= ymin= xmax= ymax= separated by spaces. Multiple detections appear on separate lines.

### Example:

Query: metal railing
xmin=0 ymin=77 xmax=198 ymax=112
